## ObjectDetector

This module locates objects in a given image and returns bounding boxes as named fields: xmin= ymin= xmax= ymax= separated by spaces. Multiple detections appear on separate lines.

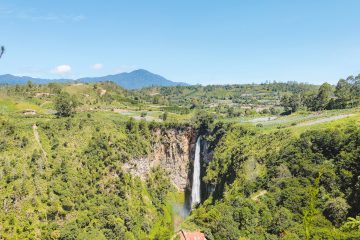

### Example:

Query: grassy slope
xmin=233 ymin=108 xmax=360 ymax=134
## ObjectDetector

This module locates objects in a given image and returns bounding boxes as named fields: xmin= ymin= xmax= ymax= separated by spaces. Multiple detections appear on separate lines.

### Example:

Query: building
xmin=177 ymin=230 xmax=206 ymax=240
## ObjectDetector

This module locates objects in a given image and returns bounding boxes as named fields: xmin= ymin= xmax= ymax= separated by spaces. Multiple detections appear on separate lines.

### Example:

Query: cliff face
xmin=202 ymin=140 xmax=214 ymax=165
xmin=201 ymin=140 xmax=215 ymax=199
xmin=123 ymin=127 xmax=196 ymax=191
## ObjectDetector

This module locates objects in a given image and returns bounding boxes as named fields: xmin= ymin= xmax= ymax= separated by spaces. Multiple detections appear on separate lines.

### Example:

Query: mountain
xmin=0 ymin=74 xmax=71 ymax=85
xmin=78 ymin=69 xmax=188 ymax=89
xmin=0 ymin=69 xmax=188 ymax=89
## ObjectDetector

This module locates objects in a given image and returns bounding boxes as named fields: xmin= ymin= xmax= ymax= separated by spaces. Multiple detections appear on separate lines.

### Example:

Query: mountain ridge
xmin=0 ymin=69 xmax=188 ymax=89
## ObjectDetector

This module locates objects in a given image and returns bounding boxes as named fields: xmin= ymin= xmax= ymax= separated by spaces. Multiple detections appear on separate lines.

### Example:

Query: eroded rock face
xmin=123 ymin=127 xmax=196 ymax=191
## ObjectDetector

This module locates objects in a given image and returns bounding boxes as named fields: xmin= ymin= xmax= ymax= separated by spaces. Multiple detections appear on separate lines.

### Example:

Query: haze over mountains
xmin=0 ymin=69 xmax=188 ymax=89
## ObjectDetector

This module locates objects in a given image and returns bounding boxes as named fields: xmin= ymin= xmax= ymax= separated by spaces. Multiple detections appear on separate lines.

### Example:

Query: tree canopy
xmin=54 ymin=91 xmax=78 ymax=117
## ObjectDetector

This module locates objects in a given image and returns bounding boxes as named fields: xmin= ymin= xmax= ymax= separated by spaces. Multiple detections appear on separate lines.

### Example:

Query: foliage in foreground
xmin=0 ymin=115 xmax=174 ymax=239
xmin=186 ymin=123 xmax=360 ymax=239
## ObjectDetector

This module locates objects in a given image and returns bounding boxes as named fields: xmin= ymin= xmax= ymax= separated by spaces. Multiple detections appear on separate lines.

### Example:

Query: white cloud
xmin=92 ymin=63 xmax=103 ymax=70
xmin=0 ymin=7 xmax=85 ymax=22
xmin=51 ymin=65 xmax=71 ymax=74
xmin=72 ymin=15 xmax=85 ymax=21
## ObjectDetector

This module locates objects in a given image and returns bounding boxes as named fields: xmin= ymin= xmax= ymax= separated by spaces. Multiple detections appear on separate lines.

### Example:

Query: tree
xmin=152 ymin=95 xmax=160 ymax=104
xmin=314 ymin=83 xmax=333 ymax=110
xmin=161 ymin=112 xmax=168 ymax=121
xmin=324 ymin=197 xmax=350 ymax=227
xmin=193 ymin=110 xmax=214 ymax=135
xmin=280 ymin=94 xmax=301 ymax=113
xmin=334 ymin=79 xmax=351 ymax=108
xmin=54 ymin=92 xmax=77 ymax=117
xmin=350 ymin=74 xmax=360 ymax=107
xmin=270 ymin=207 xmax=293 ymax=236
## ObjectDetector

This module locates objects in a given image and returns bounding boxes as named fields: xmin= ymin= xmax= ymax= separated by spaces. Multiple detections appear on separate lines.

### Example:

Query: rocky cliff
xmin=201 ymin=140 xmax=215 ymax=199
xmin=123 ymin=127 xmax=196 ymax=191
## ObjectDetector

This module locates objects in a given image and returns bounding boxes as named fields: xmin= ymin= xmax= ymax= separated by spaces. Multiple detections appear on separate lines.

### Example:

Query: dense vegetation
xmin=0 ymin=77 xmax=359 ymax=239
xmin=280 ymin=75 xmax=360 ymax=113
xmin=1 ymin=72 xmax=359 ymax=121
xmin=185 ymin=121 xmax=360 ymax=239
xmin=138 ymin=82 xmax=318 ymax=117
xmin=0 ymin=113 xmax=177 ymax=239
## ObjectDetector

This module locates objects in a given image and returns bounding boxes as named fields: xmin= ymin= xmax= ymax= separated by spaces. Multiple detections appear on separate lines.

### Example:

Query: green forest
xmin=2 ymin=1 xmax=360 ymax=239
xmin=0 ymin=76 xmax=359 ymax=239
xmin=185 ymin=121 xmax=360 ymax=239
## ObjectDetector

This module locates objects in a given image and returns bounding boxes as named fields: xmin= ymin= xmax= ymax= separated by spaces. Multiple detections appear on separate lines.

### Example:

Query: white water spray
xmin=191 ymin=137 xmax=201 ymax=208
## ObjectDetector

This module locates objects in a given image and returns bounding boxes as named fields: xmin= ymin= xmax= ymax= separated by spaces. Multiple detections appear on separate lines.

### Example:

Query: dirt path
xmin=32 ymin=124 xmax=47 ymax=159
xmin=298 ymin=114 xmax=355 ymax=127
xmin=251 ymin=190 xmax=267 ymax=201
xmin=40 ymin=100 xmax=51 ymax=107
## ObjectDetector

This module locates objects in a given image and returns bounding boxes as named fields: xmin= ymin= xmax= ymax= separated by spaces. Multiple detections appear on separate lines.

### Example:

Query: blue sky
xmin=1 ymin=0 xmax=360 ymax=85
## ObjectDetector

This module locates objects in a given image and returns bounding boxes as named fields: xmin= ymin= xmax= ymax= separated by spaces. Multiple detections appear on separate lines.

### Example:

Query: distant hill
xmin=0 ymin=69 xmax=188 ymax=89
xmin=78 ymin=69 xmax=188 ymax=89
xmin=0 ymin=74 xmax=70 ymax=85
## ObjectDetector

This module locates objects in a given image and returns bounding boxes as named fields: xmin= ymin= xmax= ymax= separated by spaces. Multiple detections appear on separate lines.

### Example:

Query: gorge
xmin=122 ymin=127 xmax=208 ymax=214
xmin=0 ymin=82 xmax=359 ymax=239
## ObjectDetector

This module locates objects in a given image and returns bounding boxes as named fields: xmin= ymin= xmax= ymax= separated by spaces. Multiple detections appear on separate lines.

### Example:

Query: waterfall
xmin=191 ymin=137 xmax=201 ymax=208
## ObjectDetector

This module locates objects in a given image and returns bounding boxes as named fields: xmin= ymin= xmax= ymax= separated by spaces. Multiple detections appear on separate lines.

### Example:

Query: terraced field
xmin=239 ymin=109 xmax=359 ymax=130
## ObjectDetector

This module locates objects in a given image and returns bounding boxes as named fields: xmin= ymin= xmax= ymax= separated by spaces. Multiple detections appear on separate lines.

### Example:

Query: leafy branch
xmin=0 ymin=46 xmax=4 ymax=58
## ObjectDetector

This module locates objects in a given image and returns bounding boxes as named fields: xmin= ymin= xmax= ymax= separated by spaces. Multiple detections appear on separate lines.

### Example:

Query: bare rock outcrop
xmin=123 ymin=127 xmax=196 ymax=191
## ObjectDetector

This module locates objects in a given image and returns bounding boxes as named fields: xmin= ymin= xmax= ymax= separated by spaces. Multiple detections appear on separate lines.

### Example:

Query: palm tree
xmin=0 ymin=46 xmax=4 ymax=58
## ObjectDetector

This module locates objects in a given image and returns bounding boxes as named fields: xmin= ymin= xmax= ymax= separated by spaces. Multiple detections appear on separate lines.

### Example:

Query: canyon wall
xmin=123 ymin=127 xmax=197 ymax=191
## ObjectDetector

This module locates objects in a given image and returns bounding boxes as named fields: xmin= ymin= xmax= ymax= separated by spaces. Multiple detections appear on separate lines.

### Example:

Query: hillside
xmin=0 ymin=81 xmax=359 ymax=239
xmin=3 ymin=1 xmax=360 ymax=239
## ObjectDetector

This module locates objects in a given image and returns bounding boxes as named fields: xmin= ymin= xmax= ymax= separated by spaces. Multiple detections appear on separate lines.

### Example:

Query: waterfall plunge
xmin=191 ymin=137 xmax=201 ymax=208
